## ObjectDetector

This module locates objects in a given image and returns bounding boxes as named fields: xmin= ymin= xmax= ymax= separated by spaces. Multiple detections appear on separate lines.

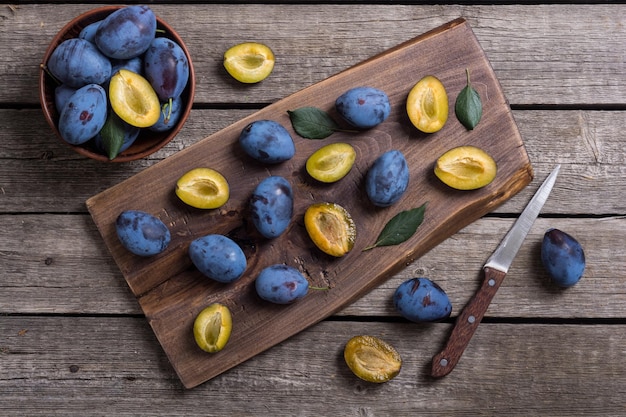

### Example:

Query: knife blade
xmin=431 ymin=164 xmax=561 ymax=378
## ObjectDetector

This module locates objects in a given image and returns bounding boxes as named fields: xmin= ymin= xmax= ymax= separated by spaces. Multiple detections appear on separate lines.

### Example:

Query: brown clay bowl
xmin=39 ymin=6 xmax=195 ymax=162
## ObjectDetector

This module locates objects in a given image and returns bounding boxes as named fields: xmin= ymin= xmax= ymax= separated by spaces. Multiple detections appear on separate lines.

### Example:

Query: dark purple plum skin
xmin=111 ymin=56 xmax=143 ymax=77
xmin=541 ymin=228 xmax=585 ymax=287
xmin=78 ymin=20 xmax=102 ymax=43
xmin=144 ymin=37 xmax=189 ymax=101
xmin=365 ymin=150 xmax=409 ymax=207
xmin=54 ymin=84 xmax=77 ymax=113
xmin=393 ymin=277 xmax=452 ymax=322
xmin=58 ymin=84 xmax=107 ymax=145
xmin=95 ymin=5 xmax=156 ymax=60
xmin=239 ymin=120 xmax=295 ymax=164
xmin=189 ymin=234 xmax=247 ymax=283
xmin=115 ymin=210 xmax=171 ymax=257
xmin=48 ymin=38 xmax=112 ymax=88
xmin=250 ymin=176 xmax=293 ymax=239
xmin=335 ymin=86 xmax=391 ymax=129
xmin=255 ymin=264 xmax=309 ymax=304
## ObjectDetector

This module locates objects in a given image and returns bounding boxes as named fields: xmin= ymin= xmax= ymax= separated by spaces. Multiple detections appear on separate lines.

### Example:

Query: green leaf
xmin=287 ymin=107 xmax=341 ymax=139
xmin=455 ymin=69 xmax=482 ymax=130
xmin=99 ymin=113 xmax=126 ymax=160
xmin=363 ymin=203 xmax=427 ymax=251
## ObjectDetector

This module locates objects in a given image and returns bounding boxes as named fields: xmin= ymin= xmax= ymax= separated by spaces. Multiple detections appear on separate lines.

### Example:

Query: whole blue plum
xmin=144 ymin=37 xmax=189 ymax=101
xmin=78 ymin=20 xmax=102 ymax=43
xmin=250 ymin=176 xmax=293 ymax=238
xmin=335 ymin=86 xmax=390 ymax=129
xmin=255 ymin=264 xmax=309 ymax=304
xmin=115 ymin=210 xmax=171 ymax=256
xmin=149 ymin=96 xmax=183 ymax=132
xmin=541 ymin=228 xmax=585 ymax=288
xmin=95 ymin=5 xmax=156 ymax=60
xmin=47 ymin=38 xmax=112 ymax=88
xmin=58 ymin=84 xmax=107 ymax=145
xmin=239 ymin=120 xmax=295 ymax=164
xmin=393 ymin=277 xmax=452 ymax=322
xmin=365 ymin=149 xmax=409 ymax=207
xmin=189 ymin=234 xmax=247 ymax=283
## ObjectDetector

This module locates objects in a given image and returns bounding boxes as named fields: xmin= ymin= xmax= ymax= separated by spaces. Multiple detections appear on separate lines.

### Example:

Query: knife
xmin=431 ymin=164 xmax=561 ymax=378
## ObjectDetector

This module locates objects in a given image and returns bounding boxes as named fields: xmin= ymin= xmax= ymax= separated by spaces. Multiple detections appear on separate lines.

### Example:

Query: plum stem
xmin=40 ymin=63 xmax=61 ymax=86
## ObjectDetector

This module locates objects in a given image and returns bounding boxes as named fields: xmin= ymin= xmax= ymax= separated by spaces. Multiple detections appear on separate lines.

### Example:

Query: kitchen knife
xmin=431 ymin=164 xmax=561 ymax=378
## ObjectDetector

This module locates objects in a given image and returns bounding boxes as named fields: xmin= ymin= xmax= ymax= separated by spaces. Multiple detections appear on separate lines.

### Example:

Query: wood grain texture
xmin=85 ymin=19 xmax=532 ymax=388
xmin=1 ymin=216 xmax=623 ymax=318
xmin=1 ymin=1 xmax=625 ymax=414
xmin=2 ymin=317 xmax=626 ymax=416
xmin=2 ymin=109 xmax=625 ymax=214
xmin=2 ymin=4 xmax=624 ymax=105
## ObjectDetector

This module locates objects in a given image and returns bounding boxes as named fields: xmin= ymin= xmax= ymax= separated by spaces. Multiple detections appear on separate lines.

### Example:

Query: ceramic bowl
xmin=39 ymin=6 xmax=195 ymax=162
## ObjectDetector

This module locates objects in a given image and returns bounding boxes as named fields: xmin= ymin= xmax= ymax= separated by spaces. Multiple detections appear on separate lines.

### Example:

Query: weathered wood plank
xmin=1 ymin=0 xmax=624 ymax=413
xmin=2 ymin=317 xmax=626 ymax=415
xmin=1 ymin=109 xmax=625 ymax=214
xmin=1 ymin=4 xmax=624 ymax=105
xmin=1 ymin=215 xmax=622 ymax=318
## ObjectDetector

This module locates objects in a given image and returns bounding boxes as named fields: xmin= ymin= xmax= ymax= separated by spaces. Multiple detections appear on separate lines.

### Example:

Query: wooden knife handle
xmin=431 ymin=267 xmax=507 ymax=378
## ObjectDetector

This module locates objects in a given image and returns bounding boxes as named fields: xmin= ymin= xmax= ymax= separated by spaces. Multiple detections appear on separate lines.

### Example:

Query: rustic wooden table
xmin=1 ymin=2 xmax=625 ymax=416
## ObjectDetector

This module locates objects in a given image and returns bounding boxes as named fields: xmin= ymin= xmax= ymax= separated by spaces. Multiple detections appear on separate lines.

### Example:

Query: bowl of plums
xmin=39 ymin=5 xmax=195 ymax=162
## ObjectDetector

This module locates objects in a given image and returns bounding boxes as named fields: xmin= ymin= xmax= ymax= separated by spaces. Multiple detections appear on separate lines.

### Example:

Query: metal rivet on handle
xmin=488 ymin=279 xmax=496 ymax=286
xmin=439 ymin=358 xmax=448 ymax=367
xmin=468 ymin=315 xmax=476 ymax=324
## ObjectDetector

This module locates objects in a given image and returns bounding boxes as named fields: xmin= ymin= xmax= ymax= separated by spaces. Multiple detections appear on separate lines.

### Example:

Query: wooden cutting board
xmin=87 ymin=18 xmax=533 ymax=389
